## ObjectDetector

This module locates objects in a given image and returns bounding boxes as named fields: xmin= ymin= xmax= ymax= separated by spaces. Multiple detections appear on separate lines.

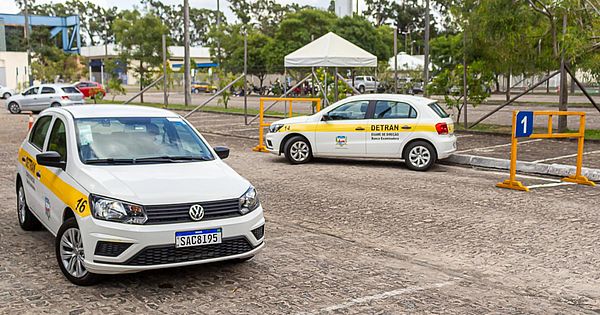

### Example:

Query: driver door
xmin=314 ymin=100 xmax=370 ymax=156
xmin=21 ymin=87 xmax=41 ymax=110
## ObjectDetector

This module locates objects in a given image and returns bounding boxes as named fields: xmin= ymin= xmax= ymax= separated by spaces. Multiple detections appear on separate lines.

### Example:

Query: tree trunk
xmin=506 ymin=69 xmax=511 ymax=102
xmin=494 ymin=74 xmax=500 ymax=93
xmin=139 ymin=67 xmax=144 ymax=104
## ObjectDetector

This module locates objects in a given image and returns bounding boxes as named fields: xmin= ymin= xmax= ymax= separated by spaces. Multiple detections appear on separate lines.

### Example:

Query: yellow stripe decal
xmin=19 ymin=148 xmax=90 ymax=217
xmin=280 ymin=123 xmax=440 ymax=133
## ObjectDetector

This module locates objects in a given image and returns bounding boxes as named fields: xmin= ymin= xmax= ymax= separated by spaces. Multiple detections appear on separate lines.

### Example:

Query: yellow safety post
xmin=497 ymin=110 xmax=596 ymax=191
xmin=252 ymin=97 xmax=321 ymax=153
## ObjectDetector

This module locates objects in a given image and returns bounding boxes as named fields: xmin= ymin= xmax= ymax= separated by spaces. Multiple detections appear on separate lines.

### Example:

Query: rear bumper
xmin=435 ymin=135 xmax=457 ymax=159
xmin=62 ymin=100 xmax=85 ymax=106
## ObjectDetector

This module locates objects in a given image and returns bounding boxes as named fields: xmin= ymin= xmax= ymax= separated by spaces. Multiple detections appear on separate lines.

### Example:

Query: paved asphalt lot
xmin=1 ymin=110 xmax=600 ymax=314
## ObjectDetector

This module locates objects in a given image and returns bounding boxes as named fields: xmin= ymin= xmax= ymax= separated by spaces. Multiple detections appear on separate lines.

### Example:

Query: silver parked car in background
xmin=0 ymin=84 xmax=16 ymax=99
xmin=6 ymin=84 xmax=84 ymax=114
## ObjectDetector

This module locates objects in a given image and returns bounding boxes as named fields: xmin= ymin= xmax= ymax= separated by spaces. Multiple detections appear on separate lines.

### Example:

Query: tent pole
xmin=283 ymin=68 xmax=287 ymax=116
xmin=312 ymin=69 xmax=329 ymax=108
xmin=324 ymin=67 xmax=328 ymax=105
xmin=334 ymin=67 xmax=338 ymax=102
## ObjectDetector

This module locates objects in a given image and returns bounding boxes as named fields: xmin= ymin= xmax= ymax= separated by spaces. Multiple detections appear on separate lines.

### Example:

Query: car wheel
xmin=284 ymin=136 xmax=312 ymax=164
xmin=51 ymin=102 xmax=61 ymax=107
xmin=358 ymin=86 xmax=365 ymax=94
xmin=16 ymin=180 xmax=41 ymax=230
xmin=193 ymin=88 xmax=199 ymax=94
xmin=403 ymin=141 xmax=437 ymax=171
xmin=3 ymin=92 xmax=11 ymax=99
xmin=56 ymin=217 xmax=101 ymax=286
xmin=8 ymin=102 xmax=20 ymax=114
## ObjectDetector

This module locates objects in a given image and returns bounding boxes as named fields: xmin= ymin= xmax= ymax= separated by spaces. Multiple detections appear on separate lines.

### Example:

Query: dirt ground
xmin=1 ymin=109 xmax=600 ymax=314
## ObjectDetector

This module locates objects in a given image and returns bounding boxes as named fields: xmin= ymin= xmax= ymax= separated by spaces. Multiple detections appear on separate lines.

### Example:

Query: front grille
xmin=251 ymin=225 xmax=265 ymax=240
xmin=94 ymin=241 xmax=132 ymax=257
xmin=124 ymin=237 xmax=254 ymax=266
xmin=145 ymin=199 xmax=242 ymax=224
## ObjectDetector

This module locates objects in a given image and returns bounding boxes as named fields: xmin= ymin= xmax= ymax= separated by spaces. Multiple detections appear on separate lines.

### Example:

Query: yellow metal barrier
xmin=252 ymin=97 xmax=321 ymax=153
xmin=497 ymin=110 xmax=596 ymax=191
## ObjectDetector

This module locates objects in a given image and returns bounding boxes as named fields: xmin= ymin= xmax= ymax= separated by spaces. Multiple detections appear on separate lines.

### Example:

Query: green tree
xmin=112 ymin=11 xmax=170 ymax=103
xmin=31 ymin=45 xmax=87 ymax=83
xmin=334 ymin=15 xmax=393 ymax=62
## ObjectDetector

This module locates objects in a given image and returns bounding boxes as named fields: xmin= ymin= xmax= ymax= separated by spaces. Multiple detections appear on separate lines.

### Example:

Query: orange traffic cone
xmin=28 ymin=113 xmax=33 ymax=130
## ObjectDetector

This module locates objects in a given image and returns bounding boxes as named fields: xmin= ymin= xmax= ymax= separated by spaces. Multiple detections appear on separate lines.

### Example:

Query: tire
xmin=403 ymin=141 xmax=437 ymax=171
xmin=283 ymin=136 xmax=312 ymax=164
xmin=8 ymin=102 xmax=20 ymax=114
xmin=358 ymin=85 xmax=365 ymax=94
xmin=193 ymin=88 xmax=199 ymax=94
xmin=51 ymin=102 xmax=61 ymax=108
xmin=16 ymin=180 xmax=41 ymax=231
xmin=55 ymin=218 xmax=101 ymax=286
xmin=3 ymin=92 xmax=11 ymax=99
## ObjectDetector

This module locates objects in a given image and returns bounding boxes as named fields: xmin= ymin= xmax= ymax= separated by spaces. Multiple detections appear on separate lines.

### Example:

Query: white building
xmin=335 ymin=0 xmax=353 ymax=18
xmin=80 ymin=44 xmax=214 ymax=86
xmin=0 ymin=51 xmax=28 ymax=90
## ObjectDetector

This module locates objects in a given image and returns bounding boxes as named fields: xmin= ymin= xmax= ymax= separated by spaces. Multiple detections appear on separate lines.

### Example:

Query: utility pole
xmin=24 ymin=0 xmax=33 ymax=86
xmin=162 ymin=34 xmax=168 ymax=108
xmin=558 ymin=13 xmax=568 ymax=132
xmin=393 ymin=26 xmax=398 ymax=94
xmin=423 ymin=0 xmax=430 ymax=96
xmin=216 ymin=0 xmax=221 ymax=66
xmin=184 ymin=0 xmax=191 ymax=107
xmin=243 ymin=31 xmax=248 ymax=124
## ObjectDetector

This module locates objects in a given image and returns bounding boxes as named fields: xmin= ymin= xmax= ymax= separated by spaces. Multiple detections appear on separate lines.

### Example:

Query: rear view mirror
xmin=213 ymin=146 xmax=230 ymax=159
xmin=37 ymin=151 xmax=66 ymax=170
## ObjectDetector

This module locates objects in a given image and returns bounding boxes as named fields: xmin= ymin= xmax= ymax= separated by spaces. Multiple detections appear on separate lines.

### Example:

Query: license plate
xmin=175 ymin=228 xmax=222 ymax=248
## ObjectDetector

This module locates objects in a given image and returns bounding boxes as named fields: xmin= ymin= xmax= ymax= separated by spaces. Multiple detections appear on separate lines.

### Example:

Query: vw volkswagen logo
xmin=189 ymin=204 xmax=204 ymax=221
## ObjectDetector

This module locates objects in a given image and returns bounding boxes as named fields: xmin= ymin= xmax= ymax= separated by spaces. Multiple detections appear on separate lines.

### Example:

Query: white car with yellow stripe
xmin=16 ymin=105 xmax=264 ymax=285
xmin=265 ymin=94 xmax=456 ymax=171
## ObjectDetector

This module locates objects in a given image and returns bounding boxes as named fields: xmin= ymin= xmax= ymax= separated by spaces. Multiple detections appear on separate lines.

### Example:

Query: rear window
xmin=62 ymin=87 xmax=80 ymax=94
xmin=428 ymin=102 xmax=450 ymax=118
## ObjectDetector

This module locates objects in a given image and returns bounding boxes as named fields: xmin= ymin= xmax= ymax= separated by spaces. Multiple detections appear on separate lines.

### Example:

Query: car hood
xmin=75 ymin=160 xmax=250 ymax=205
xmin=272 ymin=115 xmax=317 ymax=125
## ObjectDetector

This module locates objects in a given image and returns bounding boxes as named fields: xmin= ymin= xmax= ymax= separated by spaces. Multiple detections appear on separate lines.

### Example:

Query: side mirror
xmin=322 ymin=114 xmax=331 ymax=121
xmin=37 ymin=151 xmax=66 ymax=170
xmin=213 ymin=146 xmax=230 ymax=159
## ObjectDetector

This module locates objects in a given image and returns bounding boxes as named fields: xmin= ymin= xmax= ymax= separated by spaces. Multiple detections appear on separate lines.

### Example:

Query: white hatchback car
xmin=7 ymin=84 xmax=84 ymax=114
xmin=265 ymin=94 xmax=457 ymax=171
xmin=16 ymin=105 xmax=265 ymax=285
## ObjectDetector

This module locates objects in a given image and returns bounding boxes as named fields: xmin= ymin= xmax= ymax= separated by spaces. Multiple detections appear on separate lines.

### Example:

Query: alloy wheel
xmin=290 ymin=141 xmax=309 ymax=162
xmin=59 ymin=228 xmax=88 ymax=278
xmin=409 ymin=145 xmax=431 ymax=168
xmin=18 ymin=186 xmax=26 ymax=224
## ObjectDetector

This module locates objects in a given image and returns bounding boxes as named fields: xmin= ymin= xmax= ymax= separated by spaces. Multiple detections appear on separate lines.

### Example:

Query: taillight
xmin=61 ymin=95 xmax=69 ymax=100
xmin=435 ymin=122 xmax=448 ymax=135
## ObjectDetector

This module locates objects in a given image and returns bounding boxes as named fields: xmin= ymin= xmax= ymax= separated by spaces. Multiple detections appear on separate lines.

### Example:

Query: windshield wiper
xmin=134 ymin=155 xmax=213 ymax=163
xmin=85 ymin=158 xmax=135 ymax=165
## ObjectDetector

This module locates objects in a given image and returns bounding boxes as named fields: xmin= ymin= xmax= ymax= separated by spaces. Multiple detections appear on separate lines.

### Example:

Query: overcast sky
xmin=3 ymin=0 xmax=370 ymax=22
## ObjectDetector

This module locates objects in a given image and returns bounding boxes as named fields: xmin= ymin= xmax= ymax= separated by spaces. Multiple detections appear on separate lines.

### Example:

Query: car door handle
xmin=36 ymin=171 xmax=41 ymax=178
xmin=21 ymin=157 xmax=25 ymax=162
xmin=401 ymin=125 xmax=412 ymax=130
xmin=355 ymin=127 xmax=365 ymax=131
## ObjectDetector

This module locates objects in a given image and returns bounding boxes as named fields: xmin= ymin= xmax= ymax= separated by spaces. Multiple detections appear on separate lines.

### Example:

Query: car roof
xmin=49 ymin=104 xmax=180 ymax=119
xmin=336 ymin=94 xmax=436 ymax=106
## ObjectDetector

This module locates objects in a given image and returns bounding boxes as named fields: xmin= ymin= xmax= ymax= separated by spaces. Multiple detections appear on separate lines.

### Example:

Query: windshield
xmin=75 ymin=117 xmax=214 ymax=164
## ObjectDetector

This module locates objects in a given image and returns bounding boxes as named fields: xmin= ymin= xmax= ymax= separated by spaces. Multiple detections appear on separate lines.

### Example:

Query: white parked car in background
xmin=0 ymin=84 xmax=16 ymax=99
xmin=16 ymin=105 xmax=265 ymax=285
xmin=6 ymin=84 xmax=84 ymax=114
xmin=265 ymin=94 xmax=457 ymax=171
xmin=345 ymin=76 xmax=379 ymax=93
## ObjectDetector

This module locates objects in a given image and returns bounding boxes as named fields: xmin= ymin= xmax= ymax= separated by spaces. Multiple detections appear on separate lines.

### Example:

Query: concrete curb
xmin=444 ymin=154 xmax=600 ymax=181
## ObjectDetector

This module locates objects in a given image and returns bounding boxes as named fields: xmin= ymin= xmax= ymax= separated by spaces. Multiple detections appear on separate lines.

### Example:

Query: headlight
xmin=239 ymin=186 xmax=259 ymax=215
xmin=90 ymin=195 xmax=147 ymax=224
xmin=269 ymin=124 xmax=284 ymax=133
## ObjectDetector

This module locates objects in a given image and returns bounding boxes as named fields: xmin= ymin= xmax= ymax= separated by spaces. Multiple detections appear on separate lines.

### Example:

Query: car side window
xmin=41 ymin=87 xmax=56 ymax=94
xmin=29 ymin=116 xmax=53 ymax=151
xmin=373 ymin=101 xmax=417 ymax=119
xmin=47 ymin=118 xmax=68 ymax=161
xmin=327 ymin=101 xmax=369 ymax=120
xmin=24 ymin=87 xmax=39 ymax=96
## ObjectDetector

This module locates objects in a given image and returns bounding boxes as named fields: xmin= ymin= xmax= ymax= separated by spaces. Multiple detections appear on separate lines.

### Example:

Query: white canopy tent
xmin=388 ymin=52 xmax=432 ymax=71
xmin=283 ymin=32 xmax=377 ymax=104
xmin=284 ymin=32 xmax=377 ymax=68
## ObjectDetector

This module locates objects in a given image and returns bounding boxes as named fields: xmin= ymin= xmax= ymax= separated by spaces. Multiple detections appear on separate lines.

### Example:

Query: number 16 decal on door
xmin=515 ymin=111 xmax=534 ymax=138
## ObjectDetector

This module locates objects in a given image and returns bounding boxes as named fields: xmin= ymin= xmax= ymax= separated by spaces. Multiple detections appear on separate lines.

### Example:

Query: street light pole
xmin=423 ymin=0 xmax=430 ymax=96
xmin=24 ymin=0 xmax=33 ymax=86
xmin=184 ymin=0 xmax=191 ymax=107
xmin=393 ymin=26 xmax=398 ymax=94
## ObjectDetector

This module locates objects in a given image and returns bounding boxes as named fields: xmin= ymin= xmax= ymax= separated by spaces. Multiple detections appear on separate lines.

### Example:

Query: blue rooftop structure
xmin=0 ymin=13 xmax=81 ymax=53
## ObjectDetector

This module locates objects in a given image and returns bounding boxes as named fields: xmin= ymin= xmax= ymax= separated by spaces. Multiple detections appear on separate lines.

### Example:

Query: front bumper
xmin=265 ymin=132 xmax=283 ymax=155
xmin=80 ymin=206 xmax=265 ymax=274
xmin=436 ymin=134 xmax=457 ymax=159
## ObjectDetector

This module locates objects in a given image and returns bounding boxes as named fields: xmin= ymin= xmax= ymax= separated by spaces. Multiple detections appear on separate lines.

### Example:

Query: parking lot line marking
xmin=456 ymin=139 xmax=542 ymax=153
xmin=441 ymin=165 xmax=561 ymax=182
xmin=527 ymin=182 xmax=577 ymax=189
xmin=532 ymin=150 xmax=600 ymax=163
xmin=456 ymin=134 xmax=474 ymax=138
xmin=300 ymin=281 xmax=454 ymax=314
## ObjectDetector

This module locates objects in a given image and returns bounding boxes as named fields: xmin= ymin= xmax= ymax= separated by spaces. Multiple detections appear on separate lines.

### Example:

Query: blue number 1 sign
xmin=515 ymin=111 xmax=534 ymax=137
